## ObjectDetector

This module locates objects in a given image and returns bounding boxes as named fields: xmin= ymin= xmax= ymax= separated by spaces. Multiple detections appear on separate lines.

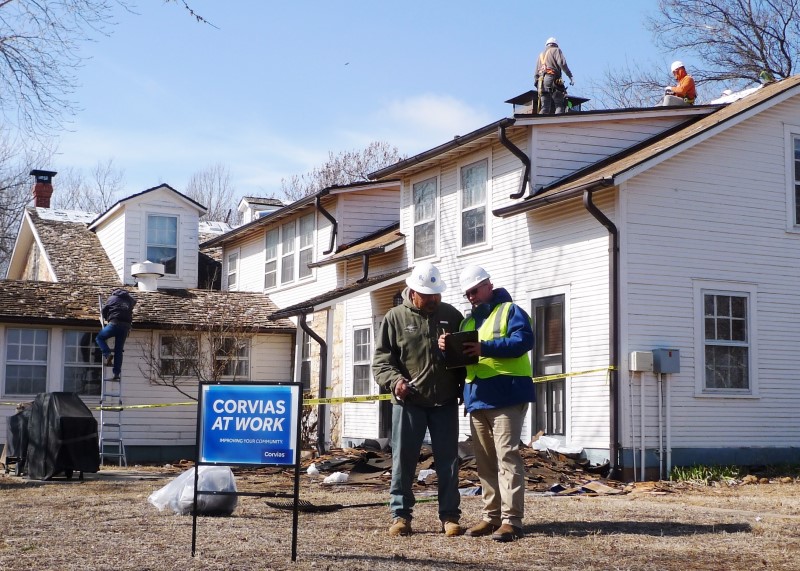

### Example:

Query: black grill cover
xmin=26 ymin=392 xmax=100 ymax=480
xmin=6 ymin=406 xmax=31 ymax=459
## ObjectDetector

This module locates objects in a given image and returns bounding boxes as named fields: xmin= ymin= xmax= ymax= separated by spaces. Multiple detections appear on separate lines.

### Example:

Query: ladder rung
xmin=102 ymin=422 xmax=121 ymax=428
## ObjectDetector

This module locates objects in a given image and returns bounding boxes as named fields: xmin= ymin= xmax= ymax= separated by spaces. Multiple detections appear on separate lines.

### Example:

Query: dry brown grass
xmin=1 ymin=466 xmax=799 ymax=571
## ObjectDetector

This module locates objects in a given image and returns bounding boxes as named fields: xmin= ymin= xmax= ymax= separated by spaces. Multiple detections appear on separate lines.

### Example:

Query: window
xmin=160 ymin=335 xmax=199 ymax=378
xmin=227 ymin=251 xmax=239 ymax=291
xmin=265 ymin=213 xmax=315 ymax=289
xmin=215 ymin=337 xmax=249 ymax=379
xmin=353 ymin=327 xmax=372 ymax=396
xmin=461 ymin=159 xmax=488 ymax=248
xmin=63 ymin=331 xmax=102 ymax=396
xmin=5 ymin=328 xmax=48 ymax=395
xmin=298 ymin=213 xmax=314 ymax=279
xmin=532 ymin=295 xmax=565 ymax=435
xmin=264 ymin=228 xmax=279 ymax=289
xmin=412 ymin=176 xmax=437 ymax=259
xmin=147 ymin=215 xmax=178 ymax=274
xmin=794 ymin=135 xmax=800 ymax=226
xmin=300 ymin=331 xmax=312 ymax=392
xmin=280 ymin=220 xmax=295 ymax=285
xmin=703 ymin=292 xmax=750 ymax=391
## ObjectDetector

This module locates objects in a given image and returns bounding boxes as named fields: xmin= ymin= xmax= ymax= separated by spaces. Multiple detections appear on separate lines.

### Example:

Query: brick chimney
xmin=30 ymin=169 xmax=57 ymax=208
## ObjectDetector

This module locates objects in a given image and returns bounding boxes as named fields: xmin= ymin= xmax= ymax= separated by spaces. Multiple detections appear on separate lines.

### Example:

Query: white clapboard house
xmin=0 ymin=176 xmax=295 ymax=463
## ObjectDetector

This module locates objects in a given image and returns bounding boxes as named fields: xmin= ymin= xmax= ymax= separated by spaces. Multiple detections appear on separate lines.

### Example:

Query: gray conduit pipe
xmin=299 ymin=313 xmax=327 ymax=456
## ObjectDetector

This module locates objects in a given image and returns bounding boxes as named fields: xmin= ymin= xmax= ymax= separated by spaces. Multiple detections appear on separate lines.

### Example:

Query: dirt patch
xmin=1 ymin=461 xmax=799 ymax=571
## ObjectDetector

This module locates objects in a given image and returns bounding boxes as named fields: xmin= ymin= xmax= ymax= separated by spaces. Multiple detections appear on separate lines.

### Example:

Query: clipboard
xmin=444 ymin=330 xmax=479 ymax=369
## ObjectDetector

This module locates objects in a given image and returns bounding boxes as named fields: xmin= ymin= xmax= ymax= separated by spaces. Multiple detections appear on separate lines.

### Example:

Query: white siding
xmin=95 ymin=213 xmax=126 ymax=282
xmin=533 ymin=118 xmax=690 ymax=188
xmin=337 ymin=189 xmax=400 ymax=244
xmin=623 ymin=97 xmax=800 ymax=450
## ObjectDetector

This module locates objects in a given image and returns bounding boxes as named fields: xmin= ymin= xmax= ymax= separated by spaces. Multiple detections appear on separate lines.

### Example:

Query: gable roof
xmin=8 ymin=208 xmax=120 ymax=284
xmin=495 ymin=75 xmax=800 ymax=217
xmin=201 ymin=180 xmax=401 ymax=248
xmin=308 ymin=223 xmax=404 ymax=268
xmin=0 ymin=281 xmax=295 ymax=332
xmin=88 ymin=183 xmax=206 ymax=230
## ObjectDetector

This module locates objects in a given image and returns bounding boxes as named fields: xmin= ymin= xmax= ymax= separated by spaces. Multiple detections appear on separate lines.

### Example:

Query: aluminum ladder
xmin=99 ymin=364 xmax=127 ymax=467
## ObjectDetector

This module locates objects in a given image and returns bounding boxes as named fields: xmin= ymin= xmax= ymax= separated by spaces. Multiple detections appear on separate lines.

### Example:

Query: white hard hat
xmin=459 ymin=264 xmax=491 ymax=292
xmin=670 ymin=60 xmax=685 ymax=73
xmin=545 ymin=37 xmax=558 ymax=46
xmin=405 ymin=261 xmax=446 ymax=294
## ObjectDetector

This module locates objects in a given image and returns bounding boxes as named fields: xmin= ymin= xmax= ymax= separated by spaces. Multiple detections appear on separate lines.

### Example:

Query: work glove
xmin=570 ymin=77 xmax=575 ymax=86
xmin=665 ymin=87 xmax=674 ymax=95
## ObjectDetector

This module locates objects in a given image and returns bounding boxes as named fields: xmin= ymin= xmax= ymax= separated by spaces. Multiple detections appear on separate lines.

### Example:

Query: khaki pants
xmin=470 ymin=403 xmax=528 ymax=528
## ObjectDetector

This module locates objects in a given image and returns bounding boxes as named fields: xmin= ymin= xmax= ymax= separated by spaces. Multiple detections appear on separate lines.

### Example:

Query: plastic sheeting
xmin=26 ymin=392 xmax=100 ymax=480
xmin=148 ymin=466 xmax=238 ymax=516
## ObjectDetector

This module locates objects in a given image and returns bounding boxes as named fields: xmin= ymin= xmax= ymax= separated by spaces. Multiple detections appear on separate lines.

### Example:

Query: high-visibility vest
xmin=461 ymin=302 xmax=533 ymax=382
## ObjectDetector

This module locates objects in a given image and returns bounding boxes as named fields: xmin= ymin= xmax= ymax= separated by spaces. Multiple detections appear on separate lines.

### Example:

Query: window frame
xmin=411 ymin=174 xmax=439 ymax=261
xmin=146 ymin=213 xmax=179 ymax=276
xmin=4 ymin=327 xmax=49 ymax=396
xmin=63 ymin=330 xmax=102 ymax=397
xmin=531 ymin=294 xmax=566 ymax=436
xmin=458 ymin=155 xmax=491 ymax=252
xmin=785 ymin=124 xmax=800 ymax=232
xmin=226 ymin=249 xmax=240 ymax=291
xmin=693 ymin=280 xmax=758 ymax=397
xmin=214 ymin=336 xmax=250 ymax=380
xmin=352 ymin=325 xmax=372 ymax=396
xmin=264 ymin=212 xmax=316 ymax=290
xmin=158 ymin=334 xmax=200 ymax=380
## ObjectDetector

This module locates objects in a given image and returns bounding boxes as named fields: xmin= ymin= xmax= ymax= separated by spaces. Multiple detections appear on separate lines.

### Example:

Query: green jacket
xmin=372 ymin=288 xmax=465 ymax=406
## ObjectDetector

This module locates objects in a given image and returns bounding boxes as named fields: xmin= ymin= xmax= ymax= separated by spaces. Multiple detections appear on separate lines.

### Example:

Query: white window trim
xmin=226 ymin=249 xmax=240 ymax=291
xmin=62 ymin=329 xmax=102 ymax=397
xmin=457 ymin=153 xmax=492 ymax=254
xmin=4 ymin=326 xmax=50 ymax=396
xmin=264 ymin=212 xmax=316 ymax=291
xmin=158 ymin=333 xmax=199 ymax=382
xmin=693 ymin=280 xmax=759 ymax=398
xmin=409 ymin=171 xmax=440 ymax=262
xmin=350 ymin=321 xmax=373 ymax=398
xmin=145 ymin=212 xmax=181 ymax=279
xmin=215 ymin=337 xmax=251 ymax=380
xmin=784 ymin=123 xmax=800 ymax=233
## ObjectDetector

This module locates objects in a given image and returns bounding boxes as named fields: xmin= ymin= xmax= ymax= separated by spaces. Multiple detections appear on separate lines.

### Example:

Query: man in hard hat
xmin=373 ymin=261 xmax=466 ymax=538
xmin=445 ymin=264 xmax=534 ymax=542
xmin=535 ymin=37 xmax=574 ymax=115
xmin=659 ymin=60 xmax=696 ymax=106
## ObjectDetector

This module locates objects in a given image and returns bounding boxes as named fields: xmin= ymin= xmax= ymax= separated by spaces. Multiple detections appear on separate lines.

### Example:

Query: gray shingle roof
xmin=29 ymin=208 xmax=120 ymax=284
xmin=0 ymin=280 xmax=295 ymax=332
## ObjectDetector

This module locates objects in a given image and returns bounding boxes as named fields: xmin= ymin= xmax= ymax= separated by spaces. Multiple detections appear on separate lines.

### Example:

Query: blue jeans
xmin=96 ymin=322 xmax=130 ymax=376
xmin=389 ymin=401 xmax=461 ymax=522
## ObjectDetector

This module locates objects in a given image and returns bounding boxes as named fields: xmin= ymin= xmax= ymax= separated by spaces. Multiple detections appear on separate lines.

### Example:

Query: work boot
xmin=388 ymin=517 xmax=412 ymax=537
xmin=440 ymin=520 xmax=465 ymax=537
xmin=465 ymin=520 xmax=500 ymax=537
xmin=491 ymin=524 xmax=524 ymax=542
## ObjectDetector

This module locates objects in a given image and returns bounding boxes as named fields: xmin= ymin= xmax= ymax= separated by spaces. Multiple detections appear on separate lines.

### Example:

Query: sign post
xmin=191 ymin=381 xmax=302 ymax=560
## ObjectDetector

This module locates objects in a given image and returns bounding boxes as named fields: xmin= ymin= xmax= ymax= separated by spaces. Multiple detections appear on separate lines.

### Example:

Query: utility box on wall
xmin=652 ymin=348 xmax=680 ymax=373
xmin=629 ymin=351 xmax=653 ymax=372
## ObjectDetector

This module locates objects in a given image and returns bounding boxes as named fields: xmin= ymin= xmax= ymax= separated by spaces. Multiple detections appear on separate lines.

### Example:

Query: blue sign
xmin=198 ymin=383 xmax=299 ymax=465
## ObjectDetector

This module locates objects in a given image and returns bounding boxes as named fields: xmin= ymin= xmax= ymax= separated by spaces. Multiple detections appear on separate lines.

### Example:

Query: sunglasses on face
xmin=464 ymin=281 xmax=487 ymax=299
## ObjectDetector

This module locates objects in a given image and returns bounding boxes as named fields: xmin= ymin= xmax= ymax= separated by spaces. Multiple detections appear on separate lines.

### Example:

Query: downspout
xmin=498 ymin=123 xmax=531 ymax=199
xmin=316 ymin=196 xmax=338 ymax=255
xmin=582 ymin=189 xmax=622 ymax=479
xmin=356 ymin=253 xmax=370 ymax=283
xmin=299 ymin=313 xmax=328 ymax=456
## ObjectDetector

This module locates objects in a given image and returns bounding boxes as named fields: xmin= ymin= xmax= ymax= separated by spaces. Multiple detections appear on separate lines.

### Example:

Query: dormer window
xmin=147 ymin=215 xmax=178 ymax=275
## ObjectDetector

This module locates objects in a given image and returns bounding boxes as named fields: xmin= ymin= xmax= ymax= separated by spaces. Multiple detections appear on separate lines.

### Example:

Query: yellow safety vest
xmin=461 ymin=303 xmax=533 ymax=382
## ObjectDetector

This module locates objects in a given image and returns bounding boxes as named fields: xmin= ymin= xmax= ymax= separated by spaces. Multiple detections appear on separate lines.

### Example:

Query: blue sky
xmin=52 ymin=1 xmax=671 ymax=201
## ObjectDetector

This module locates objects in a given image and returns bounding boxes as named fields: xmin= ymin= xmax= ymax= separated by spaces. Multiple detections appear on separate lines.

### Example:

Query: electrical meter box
xmin=652 ymin=348 xmax=680 ymax=373
xmin=629 ymin=351 xmax=653 ymax=372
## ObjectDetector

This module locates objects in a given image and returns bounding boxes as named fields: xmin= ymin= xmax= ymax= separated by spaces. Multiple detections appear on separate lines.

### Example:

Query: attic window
xmin=147 ymin=215 xmax=178 ymax=275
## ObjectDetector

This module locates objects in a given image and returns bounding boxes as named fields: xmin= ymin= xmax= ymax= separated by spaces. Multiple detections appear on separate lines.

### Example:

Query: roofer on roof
xmin=535 ymin=37 xmax=574 ymax=115
xmin=659 ymin=60 xmax=697 ymax=106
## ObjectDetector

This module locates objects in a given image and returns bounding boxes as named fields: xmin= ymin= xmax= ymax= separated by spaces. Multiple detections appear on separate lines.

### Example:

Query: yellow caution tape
xmin=1 ymin=367 xmax=616 ymax=412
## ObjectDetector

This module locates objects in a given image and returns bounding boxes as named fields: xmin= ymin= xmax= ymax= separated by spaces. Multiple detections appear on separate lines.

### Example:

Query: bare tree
xmin=137 ymin=323 xmax=258 ymax=401
xmin=280 ymin=141 xmax=404 ymax=202
xmin=595 ymin=0 xmax=800 ymax=107
xmin=0 ymin=132 xmax=54 ymax=274
xmin=183 ymin=163 xmax=237 ymax=222
xmin=52 ymin=159 xmax=125 ymax=212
